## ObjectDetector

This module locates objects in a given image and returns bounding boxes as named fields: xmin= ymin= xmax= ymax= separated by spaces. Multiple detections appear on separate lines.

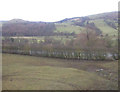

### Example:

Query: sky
xmin=0 ymin=0 xmax=119 ymax=22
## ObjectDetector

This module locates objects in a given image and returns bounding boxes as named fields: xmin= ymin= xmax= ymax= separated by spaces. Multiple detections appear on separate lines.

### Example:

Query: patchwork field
xmin=2 ymin=54 xmax=118 ymax=90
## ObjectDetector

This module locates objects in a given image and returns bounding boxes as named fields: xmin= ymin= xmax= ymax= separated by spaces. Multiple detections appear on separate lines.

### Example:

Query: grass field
xmin=2 ymin=54 xmax=118 ymax=90
xmin=54 ymin=23 xmax=84 ymax=34
xmin=90 ymin=19 xmax=118 ymax=36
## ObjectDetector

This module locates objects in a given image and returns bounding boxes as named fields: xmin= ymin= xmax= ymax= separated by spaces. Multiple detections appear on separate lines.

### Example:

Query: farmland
xmin=1 ymin=11 xmax=118 ymax=90
xmin=54 ymin=23 xmax=85 ymax=34
xmin=2 ymin=54 xmax=118 ymax=90
xmin=90 ymin=19 xmax=118 ymax=36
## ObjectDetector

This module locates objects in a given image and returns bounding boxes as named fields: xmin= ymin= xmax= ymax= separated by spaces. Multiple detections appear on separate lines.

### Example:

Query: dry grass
xmin=2 ymin=54 xmax=118 ymax=90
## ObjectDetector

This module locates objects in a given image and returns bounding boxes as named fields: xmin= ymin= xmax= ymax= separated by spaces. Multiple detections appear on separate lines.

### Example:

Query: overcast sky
xmin=0 ymin=0 xmax=119 ymax=22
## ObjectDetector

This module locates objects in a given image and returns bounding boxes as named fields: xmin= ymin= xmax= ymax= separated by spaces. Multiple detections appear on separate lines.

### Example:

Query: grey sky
xmin=0 ymin=0 xmax=119 ymax=22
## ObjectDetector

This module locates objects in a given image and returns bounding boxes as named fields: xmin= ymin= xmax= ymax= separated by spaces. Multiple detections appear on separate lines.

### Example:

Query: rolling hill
xmin=54 ymin=11 xmax=118 ymax=36
xmin=1 ymin=11 xmax=118 ymax=37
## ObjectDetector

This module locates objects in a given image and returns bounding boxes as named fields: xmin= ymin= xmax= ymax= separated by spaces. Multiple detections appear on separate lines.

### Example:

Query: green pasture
xmin=90 ymin=19 xmax=118 ymax=36
xmin=54 ymin=23 xmax=85 ymax=34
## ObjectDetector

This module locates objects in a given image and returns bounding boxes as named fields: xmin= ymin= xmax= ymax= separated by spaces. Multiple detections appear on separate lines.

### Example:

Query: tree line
xmin=2 ymin=29 xmax=118 ymax=60
xmin=2 ymin=22 xmax=76 ymax=36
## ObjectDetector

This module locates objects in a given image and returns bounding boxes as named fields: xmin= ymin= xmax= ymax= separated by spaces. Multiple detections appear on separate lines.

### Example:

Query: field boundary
xmin=2 ymin=49 xmax=118 ymax=61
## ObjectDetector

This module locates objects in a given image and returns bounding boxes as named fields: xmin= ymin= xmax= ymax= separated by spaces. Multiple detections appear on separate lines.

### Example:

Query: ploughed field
xmin=2 ymin=54 xmax=118 ymax=90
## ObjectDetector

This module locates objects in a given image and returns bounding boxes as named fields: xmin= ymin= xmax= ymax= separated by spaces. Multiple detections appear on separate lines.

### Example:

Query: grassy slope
xmin=3 ymin=54 xmax=118 ymax=90
xmin=90 ymin=19 xmax=118 ymax=36
xmin=54 ymin=23 xmax=85 ymax=34
xmin=54 ymin=20 xmax=118 ymax=35
xmin=54 ymin=12 xmax=118 ymax=37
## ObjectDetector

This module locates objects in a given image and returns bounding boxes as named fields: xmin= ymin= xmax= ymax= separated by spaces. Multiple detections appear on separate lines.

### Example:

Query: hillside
xmin=1 ymin=11 xmax=118 ymax=37
xmin=54 ymin=11 xmax=118 ymax=36
xmin=2 ymin=20 xmax=56 ymax=36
